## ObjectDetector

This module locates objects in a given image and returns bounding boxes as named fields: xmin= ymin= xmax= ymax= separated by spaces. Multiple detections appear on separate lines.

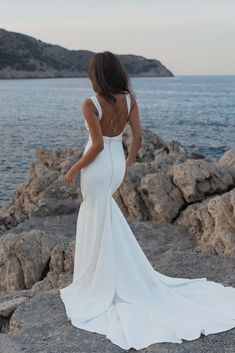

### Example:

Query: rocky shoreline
xmin=0 ymin=126 xmax=235 ymax=352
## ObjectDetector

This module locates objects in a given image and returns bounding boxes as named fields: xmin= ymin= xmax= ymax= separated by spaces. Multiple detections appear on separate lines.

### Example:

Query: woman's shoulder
xmin=81 ymin=96 xmax=101 ymax=119
xmin=127 ymin=91 xmax=137 ymax=111
xmin=82 ymin=96 xmax=93 ymax=106
xmin=81 ymin=96 xmax=96 ymax=112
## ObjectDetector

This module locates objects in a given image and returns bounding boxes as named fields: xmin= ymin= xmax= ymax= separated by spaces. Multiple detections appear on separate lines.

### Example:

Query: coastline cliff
xmin=0 ymin=28 xmax=174 ymax=79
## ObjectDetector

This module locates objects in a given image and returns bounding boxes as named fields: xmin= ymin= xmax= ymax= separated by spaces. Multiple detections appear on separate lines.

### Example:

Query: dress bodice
xmin=83 ymin=93 xmax=131 ymax=135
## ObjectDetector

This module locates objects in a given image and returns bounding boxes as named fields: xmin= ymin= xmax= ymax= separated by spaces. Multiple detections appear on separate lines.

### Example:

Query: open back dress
xmin=60 ymin=92 xmax=235 ymax=350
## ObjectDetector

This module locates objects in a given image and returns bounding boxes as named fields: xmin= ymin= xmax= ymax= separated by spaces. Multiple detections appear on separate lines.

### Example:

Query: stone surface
xmin=172 ymin=159 xmax=234 ymax=203
xmin=0 ymin=213 xmax=76 ymax=291
xmin=176 ymin=188 xmax=235 ymax=256
xmin=216 ymin=147 xmax=235 ymax=183
xmin=0 ymin=147 xmax=83 ymax=235
xmin=0 ymin=220 xmax=235 ymax=352
xmin=140 ymin=171 xmax=184 ymax=222
xmin=0 ymin=128 xmax=235 ymax=350
xmin=0 ymin=297 xmax=29 ymax=318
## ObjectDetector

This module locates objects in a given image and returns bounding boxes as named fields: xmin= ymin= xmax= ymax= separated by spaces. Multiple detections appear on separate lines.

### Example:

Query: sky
xmin=1 ymin=0 xmax=235 ymax=75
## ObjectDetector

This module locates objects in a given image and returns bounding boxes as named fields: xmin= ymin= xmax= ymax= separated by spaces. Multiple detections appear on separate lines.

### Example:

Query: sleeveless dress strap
xmin=126 ymin=93 xmax=131 ymax=115
xmin=90 ymin=96 xmax=102 ymax=119
xmin=90 ymin=93 xmax=130 ymax=119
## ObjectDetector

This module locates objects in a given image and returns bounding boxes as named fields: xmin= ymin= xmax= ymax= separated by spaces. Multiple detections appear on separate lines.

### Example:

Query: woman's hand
xmin=64 ymin=168 xmax=77 ymax=187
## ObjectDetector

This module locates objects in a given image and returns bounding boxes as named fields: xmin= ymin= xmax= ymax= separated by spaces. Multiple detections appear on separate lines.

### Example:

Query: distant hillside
xmin=0 ymin=28 xmax=173 ymax=79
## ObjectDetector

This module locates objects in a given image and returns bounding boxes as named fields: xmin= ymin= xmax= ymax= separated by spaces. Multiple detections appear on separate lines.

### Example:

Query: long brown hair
xmin=88 ymin=51 xmax=134 ymax=104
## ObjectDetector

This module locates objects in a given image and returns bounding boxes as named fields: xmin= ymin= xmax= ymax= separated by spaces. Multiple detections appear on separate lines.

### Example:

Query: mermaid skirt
xmin=60 ymin=135 xmax=235 ymax=350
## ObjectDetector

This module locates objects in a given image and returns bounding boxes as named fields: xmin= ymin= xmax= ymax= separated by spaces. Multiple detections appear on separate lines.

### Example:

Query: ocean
xmin=0 ymin=75 xmax=234 ymax=206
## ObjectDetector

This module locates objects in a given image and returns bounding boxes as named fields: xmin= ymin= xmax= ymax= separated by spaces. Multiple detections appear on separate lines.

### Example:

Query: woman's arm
xmin=125 ymin=94 xmax=142 ymax=167
xmin=70 ymin=99 xmax=104 ymax=174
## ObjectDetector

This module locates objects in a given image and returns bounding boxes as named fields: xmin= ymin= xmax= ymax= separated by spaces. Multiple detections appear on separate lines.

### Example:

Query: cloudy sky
xmin=1 ymin=0 xmax=235 ymax=75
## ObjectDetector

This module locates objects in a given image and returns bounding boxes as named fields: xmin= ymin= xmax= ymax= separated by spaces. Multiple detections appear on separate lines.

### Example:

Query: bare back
xmin=90 ymin=93 xmax=131 ymax=137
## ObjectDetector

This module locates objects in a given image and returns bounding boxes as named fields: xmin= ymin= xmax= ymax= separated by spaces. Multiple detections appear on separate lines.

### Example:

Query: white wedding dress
xmin=60 ymin=93 xmax=235 ymax=350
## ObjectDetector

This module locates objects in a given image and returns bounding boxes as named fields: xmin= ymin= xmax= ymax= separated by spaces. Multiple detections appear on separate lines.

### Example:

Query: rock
xmin=0 ymin=204 xmax=27 ymax=236
xmin=31 ymin=271 xmax=61 ymax=293
xmin=0 ymin=147 xmax=83 ymax=234
xmin=0 ymin=211 xmax=78 ymax=292
xmin=50 ymin=245 xmax=65 ymax=273
xmin=167 ymin=139 xmax=188 ymax=156
xmin=140 ymin=171 xmax=184 ymax=222
xmin=118 ymin=163 xmax=149 ymax=220
xmin=172 ymin=159 xmax=234 ymax=203
xmin=190 ymin=152 xmax=207 ymax=160
xmin=0 ymin=232 xmax=25 ymax=291
xmin=0 ymin=128 xmax=235 ymax=296
xmin=176 ymin=188 xmax=235 ymax=256
xmin=0 ymin=297 xmax=29 ymax=318
xmin=0 ymin=127 xmax=177 ymax=232
xmin=122 ymin=126 xmax=171 ymax=162
xmin=0 ymin=220 xmax=235 ymax=352
xmin=1 ymin=122 xmax=235 ymax=350
xmin=151 ymin=150 xmax=187 ymax=170
xmin=0 ymin=289 xmax=33 ymax=336
xmin=0 ymin=229 xmax=57 ymax=291
xmin=63 ymin=241 xmax=75 ymax=273
xmin=49 ymin=241 xmax=75 ymax=274
xmin=216 ymin=147 xmax=235 ymax=183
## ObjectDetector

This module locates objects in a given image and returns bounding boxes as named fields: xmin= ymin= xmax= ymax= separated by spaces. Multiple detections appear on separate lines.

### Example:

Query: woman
xmin=60 ymin=51 xmax=235 ymax=351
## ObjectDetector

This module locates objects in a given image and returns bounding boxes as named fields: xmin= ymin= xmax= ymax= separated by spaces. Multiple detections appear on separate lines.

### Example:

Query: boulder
xmin=176 ymin=188 xmax=235 ymax=256
xmin=0 ymin=148 xmax=83 ymax=234
xmin=216 ymin=147 xmax=235 ymax=183
xmin=140 ymin=171 xmax=184 ymax=222
xmin=0 ymin=229 xmax=57 ymax=291
xmin=172 ymin=159 xmax=234 ymax=203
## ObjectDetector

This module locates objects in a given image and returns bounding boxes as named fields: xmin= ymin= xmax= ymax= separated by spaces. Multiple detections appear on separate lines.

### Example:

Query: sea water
xmin=0 ymin=76 xmax=234 ymax=205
